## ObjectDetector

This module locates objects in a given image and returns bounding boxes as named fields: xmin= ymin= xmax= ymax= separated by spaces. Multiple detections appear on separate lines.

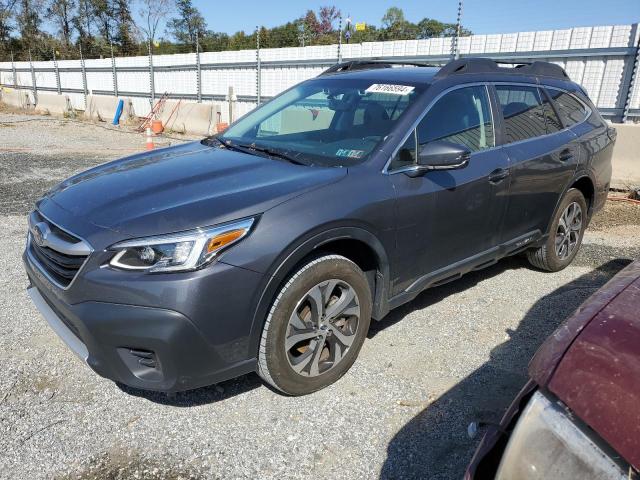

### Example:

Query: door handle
xmin=559 ymin=148 xmax=573 ymax=162
xmin=488 ymin=168 xmax=510 ymax=183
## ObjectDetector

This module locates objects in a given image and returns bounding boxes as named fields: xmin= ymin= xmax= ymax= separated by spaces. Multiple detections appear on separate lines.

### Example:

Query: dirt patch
xmin=589 ymin=199 xmax=640 ymax=231
xmin=56 ymin=448 xmax=206 ymax=480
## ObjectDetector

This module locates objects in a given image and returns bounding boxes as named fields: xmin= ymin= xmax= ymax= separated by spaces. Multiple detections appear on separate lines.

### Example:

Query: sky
xmin=191 ymin=0 xmax=640 ymax=35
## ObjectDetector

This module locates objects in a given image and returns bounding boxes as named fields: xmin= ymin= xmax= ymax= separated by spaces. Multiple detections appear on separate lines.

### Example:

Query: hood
xmin=529 ymin=260 xmax=640 ymax=471
xmin=42 ymin=141 xmax=346 ymax=237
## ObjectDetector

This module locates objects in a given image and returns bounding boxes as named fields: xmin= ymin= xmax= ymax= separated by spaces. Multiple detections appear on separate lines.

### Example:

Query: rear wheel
xmin=258 ymin=255 xmax=372 ymax=395
xmin=526 ymin=188 xmax=587 ymax=272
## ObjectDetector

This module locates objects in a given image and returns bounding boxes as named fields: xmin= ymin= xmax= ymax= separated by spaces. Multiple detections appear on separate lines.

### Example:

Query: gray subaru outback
xmin=24 ymin=58 xmax=615 ymax=395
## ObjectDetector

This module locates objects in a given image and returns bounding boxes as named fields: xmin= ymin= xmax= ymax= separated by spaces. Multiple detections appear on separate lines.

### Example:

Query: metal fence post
xmin=148 ymin=40 xmax=155 ymax=106
xmin=53 ymin=49 xmax=61 ymax=94
xmin=28 ymin=50 xmax=37 ymax=104
xmin=256 ymin=26 xmax=261 ymax=105
xmin=453 ymin=0 xmax=463 ymax=59
xmin=110 ymin=41 xmax=118 ymax=97
xmin=196 ymin=32 xmax=202 ymax=103
xmin=228 ymin=86 xmax=236 ymax=123
xmin=622 ymin=23 xmax=640 ymax=123
xmin=10 ymin=51 xmax=17 ymax=88
xmin=337 ymin=17 xmax=343 ymax=63
xmin=79 ymin=43 xmax=88 ymax=108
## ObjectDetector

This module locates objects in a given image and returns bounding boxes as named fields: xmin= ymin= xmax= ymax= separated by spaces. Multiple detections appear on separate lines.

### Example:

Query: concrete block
xmin=34 ymin=93 xmax=71 ymax=116
xmin=0 ymin=88 xmax=32 ymax=109
xmin=611 ymin=123 xmax=640 ymax=188
xmin=157 ymin=100 xmax=221 ymax=136
xmin=85 ymin=95 xmax=134 ymax=123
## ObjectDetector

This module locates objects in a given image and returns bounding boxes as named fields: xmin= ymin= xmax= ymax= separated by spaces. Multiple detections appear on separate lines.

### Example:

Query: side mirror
xmin=405 ymin=141 xmax=471 ymax=177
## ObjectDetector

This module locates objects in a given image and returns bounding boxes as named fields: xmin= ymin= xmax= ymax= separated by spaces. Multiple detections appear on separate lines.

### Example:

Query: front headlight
xmin=108 ymin=218 xmax=255 ymax=273
xmin=495 ymin=391 xmax=627 ymax=479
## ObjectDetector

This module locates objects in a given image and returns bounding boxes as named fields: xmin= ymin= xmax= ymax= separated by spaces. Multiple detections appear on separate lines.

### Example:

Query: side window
xmin=547 ymin=90 xmax=588 ymax=127
xmin=389 ymin=86 xmax=494 ymax=171
xmin=417 ymin=85 xmax=495 ymax=153
xmin=496 ymin=85 xmax=547 ymax=143
xmin=540 ymin=90 xmax=563 ymax=134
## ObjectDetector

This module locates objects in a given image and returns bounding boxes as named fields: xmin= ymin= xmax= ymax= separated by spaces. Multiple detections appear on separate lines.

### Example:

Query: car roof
xmin=318 ymin=66 xmax=441 ymax=86
xmin=317 ymin=58 xmax=575 ymax=90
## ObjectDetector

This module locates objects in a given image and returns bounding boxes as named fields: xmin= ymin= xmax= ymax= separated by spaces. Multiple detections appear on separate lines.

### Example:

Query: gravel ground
xmin=1 ymin=112 xmax=639 ymax=480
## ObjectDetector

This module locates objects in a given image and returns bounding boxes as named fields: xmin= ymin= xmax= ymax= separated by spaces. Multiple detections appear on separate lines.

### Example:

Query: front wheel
xmin=257 ymin=255 xmax=372 ymax=395
xmin=526 ymin=188 xmax=587 ymax=272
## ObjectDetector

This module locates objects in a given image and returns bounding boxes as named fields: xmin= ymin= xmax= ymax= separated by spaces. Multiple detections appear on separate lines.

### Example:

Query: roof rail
xmin=320 ymin=60 xmax=440 ymax=76
xmin=434 ymin=57 xmax=569 ymax=80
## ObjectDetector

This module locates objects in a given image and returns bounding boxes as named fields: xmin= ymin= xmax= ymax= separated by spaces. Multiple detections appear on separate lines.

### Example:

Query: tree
xmin=137 ymin=0 xmax=173 ymax=43
xmin=47 ymin=0 xmax=75 ymax=48
xmin=15 ymin=0 xmax=45 ymax=54
xmin=114 ymin=0 xmax=136 ymax=54
xmin=381 ymin=6 xmax=404 ymax=29
xmin=73 ymin=0 xmax=93 ymax=50
xmin=90 ymin=0 xmax=115 ymax=44
xmin=380 ymin=7 xmax=419 ymax=40
xmin=317 ymin=5 xmax=339 ymax=34
xmin=416 ymin=18 xmax=447 ymax=38
xmin=166 ymin=0 xmax=207 ymax=50
xmin=0 ymin=0 xmax=16 ymax=44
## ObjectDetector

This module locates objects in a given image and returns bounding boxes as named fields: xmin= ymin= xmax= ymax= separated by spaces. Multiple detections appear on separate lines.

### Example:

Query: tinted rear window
xmin=547 ymin=89 xmax=588 ymax=127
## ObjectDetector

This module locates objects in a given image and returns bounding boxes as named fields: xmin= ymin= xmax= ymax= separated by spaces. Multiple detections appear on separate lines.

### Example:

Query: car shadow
xmin=116 ymin=372 xmax=263 ymax=407
xmin=379 ymin=258 xmax=632 ymax=480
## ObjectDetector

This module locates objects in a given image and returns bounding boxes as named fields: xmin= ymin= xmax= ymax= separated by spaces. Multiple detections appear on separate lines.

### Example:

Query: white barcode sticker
xmin=365 ymin=84 xmax=415 ymax=95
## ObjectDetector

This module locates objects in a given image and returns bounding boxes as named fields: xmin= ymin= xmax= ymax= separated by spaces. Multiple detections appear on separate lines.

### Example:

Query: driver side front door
xmin=388 ymin=84 xmax=511 ymax=296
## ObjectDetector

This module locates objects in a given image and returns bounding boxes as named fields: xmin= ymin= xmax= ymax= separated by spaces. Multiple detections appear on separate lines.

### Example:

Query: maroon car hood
xmin=531 ymin=260 xmax=640 ymax=470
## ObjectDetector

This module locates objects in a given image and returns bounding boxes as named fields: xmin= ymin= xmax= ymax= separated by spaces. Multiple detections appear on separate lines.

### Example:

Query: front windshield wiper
xmin=237 ymin=144 xmax=307 ymax=166
xmin=212 ymin=137 xmax=306 ymax=165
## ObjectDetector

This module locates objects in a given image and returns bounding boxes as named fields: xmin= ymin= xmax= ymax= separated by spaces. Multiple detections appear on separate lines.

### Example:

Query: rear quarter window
xmin=547 ymin=89 xmax=589 ymax=127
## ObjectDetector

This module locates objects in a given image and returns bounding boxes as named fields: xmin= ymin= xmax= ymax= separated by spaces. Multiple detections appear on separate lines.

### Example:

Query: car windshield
xmin=215 ymin=77 xmax=423 ymax=167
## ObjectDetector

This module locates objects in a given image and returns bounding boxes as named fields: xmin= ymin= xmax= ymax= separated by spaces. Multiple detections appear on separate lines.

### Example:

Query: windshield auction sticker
xmin=365 ymin=84 xmax=415 ymax=95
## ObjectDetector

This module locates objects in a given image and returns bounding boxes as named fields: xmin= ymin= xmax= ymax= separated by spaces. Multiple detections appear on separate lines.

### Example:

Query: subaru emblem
xmin=32 ymin=222 xmax=48 ymax=247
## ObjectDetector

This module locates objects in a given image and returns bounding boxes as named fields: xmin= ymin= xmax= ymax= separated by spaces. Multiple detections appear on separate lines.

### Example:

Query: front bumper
xmin=24 ymin=250 xmax=263 ymax=393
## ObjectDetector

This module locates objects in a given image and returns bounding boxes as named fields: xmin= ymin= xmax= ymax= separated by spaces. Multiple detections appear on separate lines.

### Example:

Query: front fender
xmin=244 ymin=224 xmax=392 ymax=357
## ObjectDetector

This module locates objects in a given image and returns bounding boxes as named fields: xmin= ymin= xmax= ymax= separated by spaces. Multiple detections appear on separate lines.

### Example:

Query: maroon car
xmin=466 ymin=260 xmax=640 ymax=479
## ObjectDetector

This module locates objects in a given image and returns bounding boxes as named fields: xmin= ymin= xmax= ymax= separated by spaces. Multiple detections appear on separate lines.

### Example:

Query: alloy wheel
xmin=555 ymin=201 xmax=583 ymax=260
xmin=284 ymin=279 xmax=360 ymax=377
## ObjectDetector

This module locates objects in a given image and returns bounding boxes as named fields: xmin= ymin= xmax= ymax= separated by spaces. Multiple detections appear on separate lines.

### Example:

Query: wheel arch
xmin=545 ymin=171 xmax=596 ymax=235
xmin=247 ymin=226 xmax=391 ymax=357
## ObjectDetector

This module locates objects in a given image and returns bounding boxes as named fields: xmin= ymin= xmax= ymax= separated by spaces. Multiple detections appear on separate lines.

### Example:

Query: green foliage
xmin=1 ymin=4 xmax=472 ymax=61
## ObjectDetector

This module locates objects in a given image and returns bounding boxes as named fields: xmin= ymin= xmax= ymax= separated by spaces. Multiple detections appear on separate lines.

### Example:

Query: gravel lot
xmin=1 ymin=112 xmax=639 ymax=480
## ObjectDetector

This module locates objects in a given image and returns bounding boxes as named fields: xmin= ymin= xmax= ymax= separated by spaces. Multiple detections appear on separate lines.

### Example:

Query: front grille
xmin=28 ymin=211 xmax=90 ymax=289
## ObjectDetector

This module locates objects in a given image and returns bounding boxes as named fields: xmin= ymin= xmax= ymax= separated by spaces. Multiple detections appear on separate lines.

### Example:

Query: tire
xmin=257 ymin=254 xmax=372 ymax=395
xmin=526 ymin=188 xmax=587 ymax=272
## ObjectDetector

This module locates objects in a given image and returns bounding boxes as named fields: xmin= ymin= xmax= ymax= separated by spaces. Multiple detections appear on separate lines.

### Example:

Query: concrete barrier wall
xmin=157 ymin=100 xmax=221 ymax=136
xmin=0 ymin=88 xmax=32 ymax=108
xmin=85 ymin=95 xmax=134 ymax=123
xmin=611 ymin=123 xmax=640 ymax=188
xmin=34 ymin=93 xmax=71 ymax=116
